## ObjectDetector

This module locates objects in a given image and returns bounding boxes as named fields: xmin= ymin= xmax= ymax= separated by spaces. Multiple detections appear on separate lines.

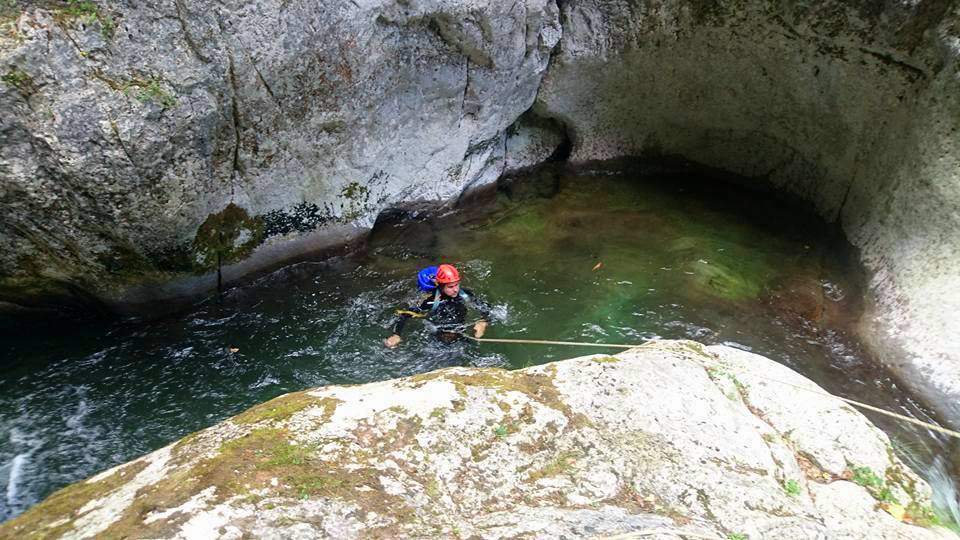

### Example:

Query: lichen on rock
xmin=2 ymin=340 xmax=950 ymax=539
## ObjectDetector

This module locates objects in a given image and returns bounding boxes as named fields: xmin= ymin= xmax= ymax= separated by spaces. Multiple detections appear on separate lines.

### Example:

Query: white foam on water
xmin=928 ymin=456 xmax=960 ymax=525
xmin=5 ymin=453 xmax=27 ymax=507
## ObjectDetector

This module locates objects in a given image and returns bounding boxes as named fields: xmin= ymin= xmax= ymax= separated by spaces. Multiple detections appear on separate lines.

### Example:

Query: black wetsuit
xmin=392 ymin=288 xmax=491 ymax=340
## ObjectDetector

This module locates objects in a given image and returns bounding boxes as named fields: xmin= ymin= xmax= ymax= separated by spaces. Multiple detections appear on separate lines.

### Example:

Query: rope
xmin=395 ymin=309 xmax=427 ymax=318
xmin=595 ymin=529 xmax=724 ymax=540
xmin=465 ymin=336 xmax=960 ymax=440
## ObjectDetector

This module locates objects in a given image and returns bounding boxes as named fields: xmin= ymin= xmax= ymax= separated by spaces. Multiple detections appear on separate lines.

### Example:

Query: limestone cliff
xmin=2 ymin=1 xmax=960 ymax=428
xmin=0 ymin=0 xmax=561 ymax=307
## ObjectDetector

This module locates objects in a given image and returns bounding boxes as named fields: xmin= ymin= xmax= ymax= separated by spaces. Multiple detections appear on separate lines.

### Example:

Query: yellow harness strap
xmin=395 ymin=309 xmax=427 ymax=318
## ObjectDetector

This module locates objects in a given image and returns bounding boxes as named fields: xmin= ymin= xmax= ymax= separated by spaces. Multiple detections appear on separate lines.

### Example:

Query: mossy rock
xmin=2 ymin=66 xmax=35 ymax=97
xmin=192 ymin=203 xmax=264 ymax=271
xmin=685 ymin=259 xmax=764 ymax=301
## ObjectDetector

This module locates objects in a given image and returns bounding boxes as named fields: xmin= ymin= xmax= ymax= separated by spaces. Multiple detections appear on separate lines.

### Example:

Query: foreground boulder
xmin=1 ymin=340 xmax=950 ymax=539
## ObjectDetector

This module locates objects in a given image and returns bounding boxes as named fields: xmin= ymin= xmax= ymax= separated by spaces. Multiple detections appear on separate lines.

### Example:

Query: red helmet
xmin=435 ymin=264 xmax=460 ymax=284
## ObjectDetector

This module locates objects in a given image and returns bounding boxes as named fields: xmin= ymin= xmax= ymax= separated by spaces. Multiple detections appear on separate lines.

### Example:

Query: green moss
xmin=706 ymin=365 xmax=748 ymax=401
xmin=61 ymin=0 xmax=97 ymax=22
xmin=527 ymin=450 xmax=581 ymax=483
xmin=2 ymin=66 xmax=35 ymax=97
xmin=0 ymin=0 xmax=19 ymax=22
xmin=341 ymin=182 xmax=368 ymax=201
xmin=264 ymin=441 xmax=315 ymax=467
xmin=231 ymin=391 xmax=338 ymax=426
xmin=0 ymin=459 xmax=149 ymax=539
xmin=592 ymin=356 xmax=620 ymax=364
xmin=783 ymin=479 xmax=801 ymax=497
xmin=425 ymin=478 xmax=440 ymax=499
xmin=851 ymin=466 xmax=884 ymax=490
xmin=94 ymin=72 xmax=176 ymax=106
xmin=128 ymin=79 xmax=175 ymax=107
xmin=53 ymin=0 xmax=116 ymax=39
xmin=426 ymin=368 xmax=593 ymax=430
xmin=192 ymin=203 xmax=265 ymax=271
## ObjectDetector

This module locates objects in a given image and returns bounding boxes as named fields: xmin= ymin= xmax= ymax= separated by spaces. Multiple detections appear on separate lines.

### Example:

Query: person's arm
xmin=462 ymin=288 xmax=491 ymax=337
xmin=385 ymin=295 xmax=430 ymax=348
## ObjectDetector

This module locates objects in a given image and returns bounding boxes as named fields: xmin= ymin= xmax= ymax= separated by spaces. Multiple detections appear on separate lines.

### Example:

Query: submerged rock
xmin=1 ymin=340 xmax=951 ymax=539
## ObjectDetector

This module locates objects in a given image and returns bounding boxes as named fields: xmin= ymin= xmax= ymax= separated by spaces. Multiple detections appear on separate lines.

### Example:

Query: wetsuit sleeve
xmin=391 ymin=295 xmax=431 ymax=335
xmin=461 ymin=288 xmax=492 ymax=321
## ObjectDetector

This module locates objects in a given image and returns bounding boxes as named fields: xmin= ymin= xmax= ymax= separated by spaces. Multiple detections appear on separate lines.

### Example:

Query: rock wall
xmin=2 ymin=1 xmax=960 ymax=425
xmin=0 ymin=0 xmax=561 ymax=307
xmin=0 ymin=341 xmax=949 ymax=538
xmin=533 ymin=0 xmax=960 ymax=428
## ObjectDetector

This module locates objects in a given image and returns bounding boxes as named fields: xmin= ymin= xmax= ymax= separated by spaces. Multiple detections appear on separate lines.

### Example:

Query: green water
xmin=1 ymin=166 xmax=956 ymax=522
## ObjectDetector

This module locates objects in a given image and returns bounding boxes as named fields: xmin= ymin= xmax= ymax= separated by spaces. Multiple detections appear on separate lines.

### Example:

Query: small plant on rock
xmin=2 ymin=66 xmax=34 ymax=96
xmin=783 ymin=479 xmax=801 ymax=497
xmin=852 ymin=466 xmax=884 ymax=489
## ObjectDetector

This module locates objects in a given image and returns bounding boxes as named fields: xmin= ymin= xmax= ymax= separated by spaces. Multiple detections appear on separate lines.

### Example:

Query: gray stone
xmin=0 ymin=0 xmax=561 ymax=304
xmin=2 ymin=0 xmax=960 ymax=432
xmin=533 ymin=0 xmax=960 ymax=429
xmin=1 ymin=341 xmax=950 ymax=539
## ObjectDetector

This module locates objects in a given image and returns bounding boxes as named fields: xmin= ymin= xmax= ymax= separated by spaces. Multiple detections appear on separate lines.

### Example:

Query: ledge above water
xmin=2 ymin=340 xmax=953 ymax=539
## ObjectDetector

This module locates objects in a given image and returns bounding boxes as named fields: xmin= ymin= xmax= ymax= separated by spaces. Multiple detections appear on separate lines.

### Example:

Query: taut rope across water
xmin=465 ymin=336 xmax=960 ymax=440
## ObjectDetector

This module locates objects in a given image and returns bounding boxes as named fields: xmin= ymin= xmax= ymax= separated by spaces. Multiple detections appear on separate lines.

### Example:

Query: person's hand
xmin=384 ymin=334 xmax=402 ymax=348
xmin=473 ymin=320 xmax=488 ymax=338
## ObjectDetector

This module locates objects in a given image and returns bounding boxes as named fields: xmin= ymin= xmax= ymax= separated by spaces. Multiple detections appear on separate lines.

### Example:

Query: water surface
xmin=1 ymin=165 xmax=956 ymax=522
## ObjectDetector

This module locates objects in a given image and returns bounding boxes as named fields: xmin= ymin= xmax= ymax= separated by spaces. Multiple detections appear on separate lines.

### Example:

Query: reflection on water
xmin=1 ymin=166 xmax=956 ymax=523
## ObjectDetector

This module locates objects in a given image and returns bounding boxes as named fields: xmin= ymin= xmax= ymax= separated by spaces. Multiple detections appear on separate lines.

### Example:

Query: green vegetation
xmin=57 ymin=0 xmax=116 ymax=39
xmin=846 ymin=464 xmax=956 ymax=527
xmin=296 ymin=476 xmax=347 ymax=500
xmin=728 ymin=534 xmax=748 ymax=540
xmin=341 ymin=181 xmax=368 ymax=201
xmin=231 ymin=391 xmax=338 ymax=425
xmin=706 ymin=366 xmax=748 ymax=400
xmin=592 ymin=356 xmax=620 ymax=364
xmin=850 ymin=465 xmax=900 ymax=505
xmin=0 ymin=459 xmax=149 ymax=538
xmin=527 ymin=451 xmax=581 ymax=482
xmin=405 ymin=367 xmax=593 ymax=430
xmin=493 ymin=425 xmax=509 ymax=438
xmin=125 ymin=78 xmax=176 ymax=107
xmin=2 ymin=66 xmax=35 ymax=97
xmin=783 ymin=478 xmax=801 ymax=497
xmin=62 ymin=0 xmax=97 ymax=21
xmin=193 ymin=203 xmax=265 ymax=271
xmin=0 ymin=0 xmax=19 ymax=22
xmin=94 ymin=71 xmax=178 ymax=107
xmin=266 ymin=442 xmax=313 ymax=467
xmin=851 ymin=466 xmax=884 ymax=490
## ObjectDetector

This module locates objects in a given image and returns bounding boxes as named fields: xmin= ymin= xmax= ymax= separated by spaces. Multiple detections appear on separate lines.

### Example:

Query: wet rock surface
xmin=0 ymin=0 xmax=561 ymax=307
xmin=1 ymin=341 xmax=950 ymax=539
xmin=1 ymin=0 xmax=959 ymax=456
xmin=532 ymin=0 xmax=960 ymax=428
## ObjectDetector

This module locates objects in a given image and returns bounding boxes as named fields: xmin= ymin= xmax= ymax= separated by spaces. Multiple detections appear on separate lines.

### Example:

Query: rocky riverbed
xmin=1 ymin=340 xmax=953 ymax=539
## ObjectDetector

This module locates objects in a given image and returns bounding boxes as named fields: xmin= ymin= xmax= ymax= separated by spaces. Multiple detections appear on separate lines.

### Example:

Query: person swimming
xmin=385 ymin=264 xmax=491 ymax=348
